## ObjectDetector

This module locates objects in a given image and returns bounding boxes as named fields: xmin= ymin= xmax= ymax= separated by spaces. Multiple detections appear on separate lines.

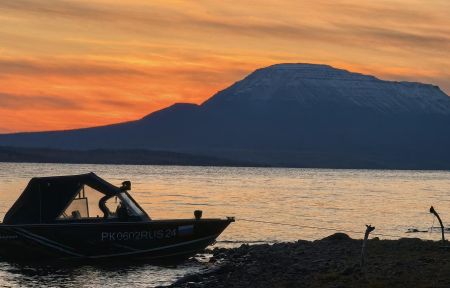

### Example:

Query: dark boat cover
xmin=3 ymin=173 xmax=121 ymax=224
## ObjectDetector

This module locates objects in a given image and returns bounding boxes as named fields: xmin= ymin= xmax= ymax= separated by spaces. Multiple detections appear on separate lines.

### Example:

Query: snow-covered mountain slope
xmin=204 ymin=63 xmax=450 ymax=115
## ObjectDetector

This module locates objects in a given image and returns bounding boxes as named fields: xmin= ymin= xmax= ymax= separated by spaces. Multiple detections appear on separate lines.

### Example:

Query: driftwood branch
xmin=430 ymin=206 xmax=445 ymax=244
xmin=360 ymin=224 xmax=375 ymax=268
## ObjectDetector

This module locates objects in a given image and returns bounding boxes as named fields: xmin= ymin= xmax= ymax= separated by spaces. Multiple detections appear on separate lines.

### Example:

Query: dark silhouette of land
xmin=0 ymin=146 xmax=252 ymax=167
xmin=1 ymin=64 xmax=450 ymax=170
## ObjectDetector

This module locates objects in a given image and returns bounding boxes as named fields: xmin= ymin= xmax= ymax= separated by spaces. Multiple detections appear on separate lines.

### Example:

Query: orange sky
xmin=0 ymin=0 xmax=449 ymax=133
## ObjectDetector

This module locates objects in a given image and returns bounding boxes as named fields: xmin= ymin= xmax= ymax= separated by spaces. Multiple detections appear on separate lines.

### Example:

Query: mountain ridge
xmin=1 ymin=63 xmax=449 ymax=170
xmin=202 ymin=63 xmax=450 ymax=115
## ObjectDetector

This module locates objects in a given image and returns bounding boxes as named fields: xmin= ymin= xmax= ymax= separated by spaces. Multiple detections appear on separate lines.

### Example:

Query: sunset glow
xmin=0 ymin=0 xmax=449 ymax=132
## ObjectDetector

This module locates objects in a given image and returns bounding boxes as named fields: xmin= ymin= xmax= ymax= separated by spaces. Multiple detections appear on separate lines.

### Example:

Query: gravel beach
xmin=168 ymin=233 xmax=450 ymax=288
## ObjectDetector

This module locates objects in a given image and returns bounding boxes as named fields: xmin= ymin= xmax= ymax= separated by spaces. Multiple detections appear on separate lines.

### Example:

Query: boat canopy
xmin=3 ymin=173 xmax=126 ymax=224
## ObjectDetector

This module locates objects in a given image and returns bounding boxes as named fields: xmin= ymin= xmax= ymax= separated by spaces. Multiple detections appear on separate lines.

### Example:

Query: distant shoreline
xmin=1 ymin=146 xmax=449 ymax=172
xmin=0 ymin=146 xmax=257 ymax=168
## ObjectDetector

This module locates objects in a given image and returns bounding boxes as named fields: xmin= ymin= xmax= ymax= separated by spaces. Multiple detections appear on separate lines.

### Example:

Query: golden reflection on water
xmin=1 ymin=163 xmax=450 ymax=286
xmin=1 ymin=163 xmax=449 ymax=243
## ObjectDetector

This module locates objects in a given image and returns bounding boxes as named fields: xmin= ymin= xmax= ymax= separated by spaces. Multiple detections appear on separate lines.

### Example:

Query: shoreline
xmin=3 ymin=161 xmax=450 ymax=173
xmin=167 ymin=233 xmax=450 ymax=288
xmin=2 ymin=146 xmax=450 ymax=172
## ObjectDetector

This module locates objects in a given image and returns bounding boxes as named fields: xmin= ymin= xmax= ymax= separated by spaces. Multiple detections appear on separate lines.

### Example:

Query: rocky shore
xmin=169 ymin=233 xmax=450 ymax=288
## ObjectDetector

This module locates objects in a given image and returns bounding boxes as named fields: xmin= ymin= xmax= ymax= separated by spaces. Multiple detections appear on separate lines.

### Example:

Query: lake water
xmin=0 ymin=163 xmax=449 ymax=287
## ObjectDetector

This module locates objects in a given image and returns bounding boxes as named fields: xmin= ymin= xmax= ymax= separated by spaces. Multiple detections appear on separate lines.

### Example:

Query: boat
xmin=0 ymin=173 xmax=234 ymax=262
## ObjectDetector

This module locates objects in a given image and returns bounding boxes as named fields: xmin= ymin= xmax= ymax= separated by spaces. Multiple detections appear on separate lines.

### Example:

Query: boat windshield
xmin=117 ymin=192 xmax=146 ymax=217
xmin=58 ymin=185 xmax=147 ymax=220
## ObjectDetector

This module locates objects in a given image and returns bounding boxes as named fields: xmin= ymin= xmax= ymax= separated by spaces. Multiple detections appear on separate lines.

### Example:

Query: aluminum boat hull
xmin=0 ymin=218 xmax=233 ymax=262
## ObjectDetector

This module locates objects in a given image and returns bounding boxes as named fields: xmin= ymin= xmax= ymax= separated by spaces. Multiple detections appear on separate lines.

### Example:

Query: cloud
xmin=0 ymin=58 xmax=146 ymax=77
xmin=1 ymin=0 xmax=449 ymax=57
xmin=0 ymin=0 xmax=187 ymax=28
xmin=324 ymin=1 xmax=437 ymax=23
xmin=0 ymin=125 xmax=13 ymax=133
xmin=335 ymin=25 xmax=450 ymax=53
xmin=0 ymin=93 xmax=81 ymax=109
xmin=0 ymin=0 xmax=107 ymax=20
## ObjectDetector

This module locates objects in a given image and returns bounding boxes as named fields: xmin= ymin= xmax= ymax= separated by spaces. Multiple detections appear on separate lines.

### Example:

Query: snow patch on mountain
xmin=204 ymin=63 xmax=450 ymax=115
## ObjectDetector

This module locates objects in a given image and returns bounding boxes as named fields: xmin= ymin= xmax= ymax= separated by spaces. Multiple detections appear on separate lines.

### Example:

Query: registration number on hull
xmin=101 ymin=229 xmax=177 ymax=241
xmin=100 ymin=225 xmax=194 ymax=241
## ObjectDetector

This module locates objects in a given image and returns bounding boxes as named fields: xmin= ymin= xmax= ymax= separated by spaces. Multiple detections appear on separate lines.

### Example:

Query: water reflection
xmin=0 ymin=259 xmax=204 ymax=287
xmin=0 ymin=163 xmax=450 ymax=286
xmin=1 ymin=164 xmax=450 ymax=242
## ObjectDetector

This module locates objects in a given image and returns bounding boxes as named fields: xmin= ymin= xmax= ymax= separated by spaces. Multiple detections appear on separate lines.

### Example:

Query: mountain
xmin=1 ymin=63 xmax=450 ymax=169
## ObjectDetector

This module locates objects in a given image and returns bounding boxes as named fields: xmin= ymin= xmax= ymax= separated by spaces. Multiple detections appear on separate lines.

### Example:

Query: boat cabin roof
xmin=3 ymin=173 xmax=148 ymax=224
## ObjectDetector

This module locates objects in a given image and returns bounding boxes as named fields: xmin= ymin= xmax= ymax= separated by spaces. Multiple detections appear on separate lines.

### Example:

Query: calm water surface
xmin=0 ymin=163 xmax=449 ymax=287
